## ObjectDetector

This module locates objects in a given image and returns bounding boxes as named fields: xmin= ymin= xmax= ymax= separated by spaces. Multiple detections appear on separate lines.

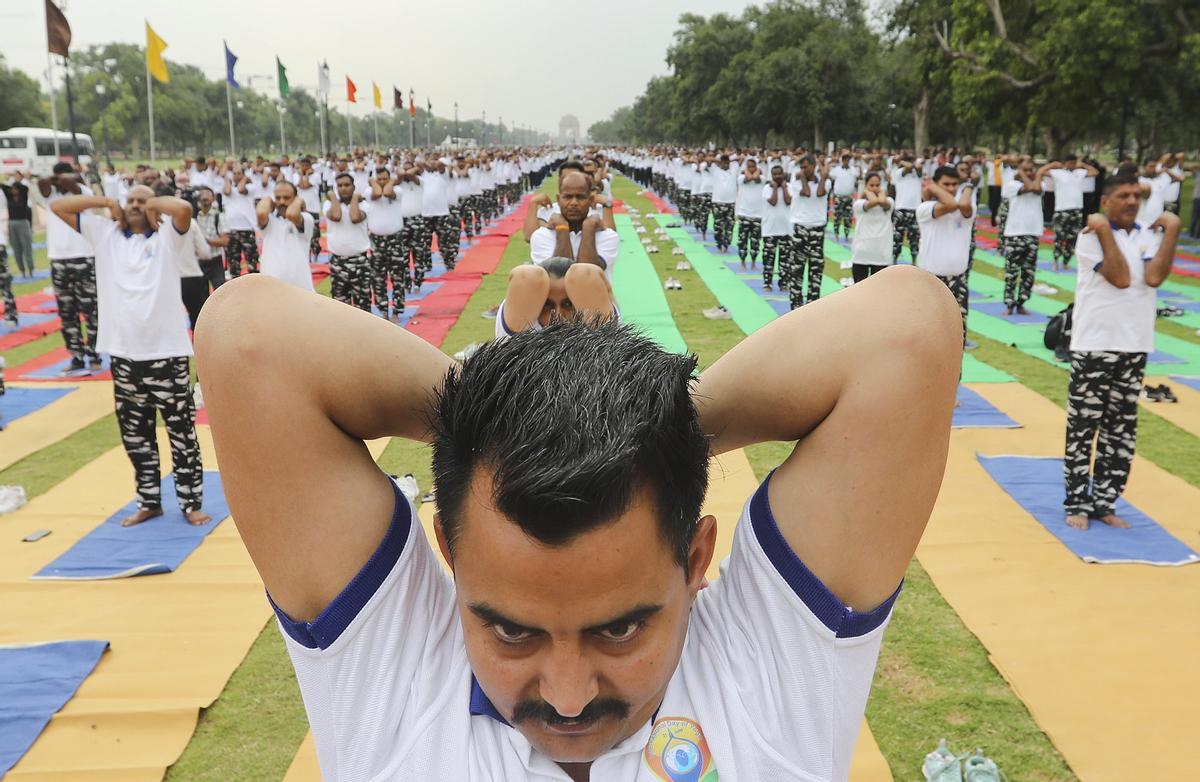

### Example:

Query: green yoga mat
xmin=966 ymin=267 xmax=1200 ymax=375
xmin=612 ymin=216 xmax=688 ymax=354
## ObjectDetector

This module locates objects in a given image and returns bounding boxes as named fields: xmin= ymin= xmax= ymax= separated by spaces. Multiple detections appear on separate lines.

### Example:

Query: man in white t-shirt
xmin=365 ymin=168 xmax=406 ymax=321
xmin=257 ymin=180 xmax=315 ymax=293
xmin=760 ymin=164 xmax=793 ymax=291
xmin=1000 ymin=159 xmax=1044 ymax=315
xmin=1064 ymin=172 xmax=1180 ymax=530
xmin=222 ymin=166 xmax=263 ymax=277
xmin=787 ymin=155 xmax=830 ymax=309
xmin=421 ymin=161 xmax=458 ymax=272
xmin=0 ymin=216 xmax=15 ymax=328
xmin=829 ymin=153 xmax=860 ymax=240
xmin=734 ymin=158 xmax=764 ymax=269
xmin=296 ymin=161 xmax=324 ymax=263
xmin=52 ymin=186 xmax=211 ymax=527
xmin=917 ymin=165 xmax=977 ymax=346
xmin=528 ymin=172 xmax=620 ymax=271
xmin=709 ymin=155 xmax=739 ymax=254
xmin=36 ymin=163 xmax=101 ymax=372
xmin=1039 ymin=156 xmax=1099 ymax=270
xmin=1136 ymin=159 xmax=1182 ymax=227
xmin=890 ymin=155 xmax=923 ymax=263
xmin=324 ymin=173 xmax=372 ymax=311
xmin=195 ymin=256 xmax=960 ymax=782
xmin=850 ymin=171 xmax=893 ymax=283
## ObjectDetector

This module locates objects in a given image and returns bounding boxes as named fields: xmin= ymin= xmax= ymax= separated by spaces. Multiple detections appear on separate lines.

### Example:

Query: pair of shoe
xmin=923 ymin=740 xmax=1004 ymax=782
xmin=393 ymin=474 xmax=419 ymax=503
xmin=4 ymin=316 xmax=18 ymax=329
xmin=702 ymin=305 xmax=731 ymax=320
xmin=1157 ymin=305 xmax=1185 ymax=318
xmin=663 ymin=277 xmax=683 ymax=290
xmin=671 ymin=247 xmax=686 ymax=256
xmin=1032 ymin=282 xmax=1058 ymax=295
xmin=480 ymin=304 xmax=499 ymax=320
xmin=1142 ymin=384 xmax=1178 ymax=403
xmin=675 ymin=260 xmax=692 ymax=271
xmin=453 ymin=343 xmax=482 ymax=362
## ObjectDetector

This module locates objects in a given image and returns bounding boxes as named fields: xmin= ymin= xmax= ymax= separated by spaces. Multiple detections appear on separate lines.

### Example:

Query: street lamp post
xmin=94 ymin=83 xmax=111 ymax=168
xmin=277 ymin=102 xmax=288 ymax=157
xmin=454 ymin=101 xmax=459 ymax=148
xmin=482 ymin=109 xmax=487 ymax=146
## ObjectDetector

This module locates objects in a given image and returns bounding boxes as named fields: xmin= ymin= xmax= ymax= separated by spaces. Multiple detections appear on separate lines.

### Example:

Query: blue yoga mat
xmin=1170 ymin=376 xmax=1200 ymax=393
xmin=977 ymin=455 xmax=1200 ymax=566
xmin=973 ymin=300 xmax=1048 ymax=325
xmin=33 ymin=472 xmax=231 ymax=580
xmin=22 ymin=354 xmax=110 ymax=380
xmin=0 ymin=639 xmax=108 ymax=777
xmin=953 ymin=386 xmax=1020 ymax=428
xmin=0 ymin=386 xmax=76 ymax=426
xmin=0 ymin=312 xmax=56 ymax=336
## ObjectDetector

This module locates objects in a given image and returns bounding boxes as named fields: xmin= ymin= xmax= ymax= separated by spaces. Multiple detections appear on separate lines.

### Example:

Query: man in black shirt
xmin=1 ymin=173 xmax=35 ymax=278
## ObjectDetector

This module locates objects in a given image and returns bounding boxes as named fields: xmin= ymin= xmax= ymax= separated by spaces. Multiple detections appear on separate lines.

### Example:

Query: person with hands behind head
xmin=1000 ymin=158 xmax=1044 ymax=314
xmin=494 ymin=256 xmax=617 ymax=341
xmin=761 ymin=163 xmax=793 ymax=292
xmin=51 ymin=185 xmax=210 ymax=528
xmin=787 ymin=155 xmax=830 ymax=309
xmin=529 ymin=171 xmax=620 ymax=271
xmin=916 ymin=165 xmax=976 ymax=348
xmin=324 ymin=172 xmax=372 ymax=311
xmin=1064 ymin=173 xmax=1181 ymax=531
xmin=850 ymin=171 xmax=894 ymax=283
xmin=257 ymin=179 xmax=315 ymax=292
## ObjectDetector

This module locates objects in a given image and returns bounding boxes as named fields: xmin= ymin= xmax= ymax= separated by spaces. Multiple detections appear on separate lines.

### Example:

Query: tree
xmin=0 ymin=55 xmax=47 ymax=128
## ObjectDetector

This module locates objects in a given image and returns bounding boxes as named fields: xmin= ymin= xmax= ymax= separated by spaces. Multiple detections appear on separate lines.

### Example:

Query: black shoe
xmin=69 ymin=358 xmax=86 ymax=371
xmin=1156 ymin=384 xmax=1178 ymax=403
xmin=1054 ymin=346 xmax=1072 ymax=363
xmin=86 ymin=356 xmax=102 ymax=370
xmin=1141 ymin=385 xmax=1165 ymax=402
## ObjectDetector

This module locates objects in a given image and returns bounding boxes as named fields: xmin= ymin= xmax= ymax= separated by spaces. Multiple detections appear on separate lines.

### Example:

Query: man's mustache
xmin=510 ymin=697 xmax=629 ymax=727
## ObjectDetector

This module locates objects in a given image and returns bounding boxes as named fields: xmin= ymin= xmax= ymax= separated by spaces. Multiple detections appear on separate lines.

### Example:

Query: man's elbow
xmin=194 ymin=274 xmax=279 ymax=383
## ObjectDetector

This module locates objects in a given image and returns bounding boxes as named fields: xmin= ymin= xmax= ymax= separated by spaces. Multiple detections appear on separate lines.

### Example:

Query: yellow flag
xmin=145 ymin=21 xmax=169 ymax=84
xmin=372 ymin=81 xmax=382 ymax=110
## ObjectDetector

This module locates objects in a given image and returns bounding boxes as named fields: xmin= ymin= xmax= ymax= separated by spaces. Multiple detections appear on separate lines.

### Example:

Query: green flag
xmin=276 ymin=56 xmax=289 ymax=98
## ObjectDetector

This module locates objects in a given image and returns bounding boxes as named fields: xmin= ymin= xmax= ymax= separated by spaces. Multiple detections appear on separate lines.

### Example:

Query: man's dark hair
xmin=558 ymin=160 xmax=586 ymax=176
xmin=431 ymin=320 xmax=710 ymax=569
xmin=52 ymin=162 xmax=74 ymax=175
xmin=542 ymin=257 xmax=573 ymax=278
xmin=771 ymin=164 xmax=784 ymax=176
xmin=1103 ymin=171 xmax=1139 ymax=195
xmin=933 ymin=165 xmax=959 ymax=182
xmin=335 ymin=172 xmax=354 ymax=185
xmin=1064 ymin=154 xmax=1078 ymax=163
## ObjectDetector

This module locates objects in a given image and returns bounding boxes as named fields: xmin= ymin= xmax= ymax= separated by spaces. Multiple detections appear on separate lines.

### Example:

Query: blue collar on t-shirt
xmin=122 ymin=226 xmax=155 ymax=238
xmin=469 ymin=675 xmax=511 ymax=725
xmin=1108 ymin=220 xmax=1142 ymax=234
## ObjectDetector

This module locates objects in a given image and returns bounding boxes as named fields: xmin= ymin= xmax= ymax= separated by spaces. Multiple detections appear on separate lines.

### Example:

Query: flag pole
xmin=373 ymin=114 xmax=379 ymax=149
xmin=346 ymin=98 xmax=352 ymax=149
xmin=408 ymin=116 xmax=414 ymax=149
xmin=225 ymin=78 xmax=236 ymax=157
xmin=145 ymin=44 xmax=156 ymax=163
xmin=44 ymin=4 xmax=60 ymax=158
xmin=278 ymin=103 xmax=287 ymax=157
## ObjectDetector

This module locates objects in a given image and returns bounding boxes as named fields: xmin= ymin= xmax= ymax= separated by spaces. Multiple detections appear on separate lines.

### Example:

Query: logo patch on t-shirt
xmin=643 ymin=716 xmax=718 ymax=782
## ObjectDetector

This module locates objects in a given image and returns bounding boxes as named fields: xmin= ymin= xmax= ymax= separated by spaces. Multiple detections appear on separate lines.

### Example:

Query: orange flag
xmin=346 ymin=77 xmax=357 ymax=103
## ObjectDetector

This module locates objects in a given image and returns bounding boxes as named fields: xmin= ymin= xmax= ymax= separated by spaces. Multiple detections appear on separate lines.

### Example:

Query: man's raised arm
xmin=50 ymin=194 xmax=119 ymax=232
xmin=693 ymin=265 xmax=960 ymax=612
xmin=195 ymin=275 xmax=453 ymax=622
xmin=148 ymin=195 xmax=191 ymax=234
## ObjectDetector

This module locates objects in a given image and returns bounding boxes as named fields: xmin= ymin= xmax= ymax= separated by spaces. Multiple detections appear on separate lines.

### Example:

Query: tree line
xmin=0 ymin=43 xmax=545 ymax=159
xmin=588 ymin=0 xmax=1199 ymax=159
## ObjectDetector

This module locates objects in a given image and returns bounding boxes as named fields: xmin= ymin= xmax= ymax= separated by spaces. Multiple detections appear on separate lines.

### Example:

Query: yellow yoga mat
xmin=0 ymin=381 xmax=115 ymax=472
xmin=1142 ymin=374 xmax=1200 ymax=439
xmin=924 ymin=383 xmax=1200 ymax=782
xmin=3 ymin=429 xmax=389 ymax=781
xmin=286 ymin=449 xmax=893 ymax=781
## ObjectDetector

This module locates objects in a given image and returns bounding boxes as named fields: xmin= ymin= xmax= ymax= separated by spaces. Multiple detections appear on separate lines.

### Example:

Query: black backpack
xmin=1044 ymin=303 xmax=1073 ymax=351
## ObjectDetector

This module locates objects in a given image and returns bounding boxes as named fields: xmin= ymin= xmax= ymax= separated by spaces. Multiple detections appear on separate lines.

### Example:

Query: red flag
xmin=45 ymin=0 xmax=71 ymax=57
xmin=346 ymin=77 xmax=357 ymax=103
xmin=409 ymin=89 xmax=416 ymax=118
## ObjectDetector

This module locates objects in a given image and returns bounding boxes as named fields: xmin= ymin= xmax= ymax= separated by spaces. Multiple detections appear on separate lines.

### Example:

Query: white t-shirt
xmin=760 ymin=183 xmax=792 ymax=237
xmin=420 ymin=172 xmax=451 ymax=217
xmin=1136 ymin=173 xmax=1172 ymax=227
xmin=1164 ymin=166 xmax=1182 ymax=203
xmin=916 ymin=199 xmax=976 ymax=277
xmin=1071 ymin=225 xmax=1161 ymax=353
xmin=42 ymin=184 xmax=96 ymax=259
xmin=223 ymin=181 xmax=261 ymax=232
xmin=830 ymin=165 xmax=859 ymax=197
xmin=1046 ymin=169 xmax=1091 ymax=212
xmin=735 ymin=175 xmax=764 ymax=218
xmin=788 ymin=180 xmax=828 ymax=228
xmin=891 ymin=169 xmax=923 ymax=211
xmin=297 ymin=182 xmax=322 ymax=214
xmin=274 ymin=476 xmax=896 ymax=782
xmin=261 ymin=212 xmax=316 ymax=292
xmin=364 ymin=195 xmax=404 ymax=236
xmin=323 ymin=200 xmax=372 ymax=256
xmin=1001 ymin=181 xmax=1044 ymax=237
xmin=494 ymin=298 xmax=620 ymax=340
xmin=398 ymin=182 xmax=423 ymax=218
xmin=529 ymin=227 xmax=620 ymax=271
xmin=851 ymin=198 xmax=894 ymax=266
xmin=77 ymin=213 xmax=191 ymax=361
xmin=710 ymin=167 xmax=739 ymax=204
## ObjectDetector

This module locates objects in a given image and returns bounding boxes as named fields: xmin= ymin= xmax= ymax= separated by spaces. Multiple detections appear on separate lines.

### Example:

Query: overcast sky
xmin=4 ymin=0 xmax=761 ymax=134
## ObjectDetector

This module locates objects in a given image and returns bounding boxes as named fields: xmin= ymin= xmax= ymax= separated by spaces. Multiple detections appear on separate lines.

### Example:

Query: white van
xmin=0 ymin=127 xmax=95 ymax=177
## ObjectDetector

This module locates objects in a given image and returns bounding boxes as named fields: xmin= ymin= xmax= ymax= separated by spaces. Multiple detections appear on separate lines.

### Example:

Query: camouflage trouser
xmin=761 ymin=235 xmax=791 ymax=290
xmin=935 ymin=272 xmax=970 ymax=344
xmin=330 ymin=252 xmax=372 ymax=311
xmin=677 ymin=191 xmax=692 ymax=225
xmin=402 ymin=216 xmax=433 ymax=288
xmin=1064 ymin=351 xmax=1146 ymax=517
xmin=111 ymin=355 xmax=203 ymax=512
xmin=692 ymin=193 xmax=712 ymax=235
xmin=50 ymin=256 xmax=100 ymax=362
xmin=0 ymin=247 xmax=15 ymax=322
xmin=226 ymin=230 xmax=260 ymax=276
xmin=790 ymin=224 xmax=825 ymax=309
xmin=369 ymin=233 xmax=407 ymax=317
xmin=463 ymin=196 xmax=481 ymax=237
xmin=892 ymin=209 xmax=920 ymax=263
xmin=996 ymin=199 xmax=1010 ymax=254
xmin=484 ymin=189 xmax=498 ymax=219
xmin=437 ymin=210 xmax=461 ymax=269
xmin=307 ymin=212 xmax=322 ymax=260
xmin=832 ymin=196 xmax=854 ymax=238
xmin=1003 ymin=234 xmax=1039 ymax=307
xmin=712 ymin=202 xmax=735 ymax=248
xmin=736 ymin=216 xmax=762 ymax=263
xmin=1052 ymin=209 xmax=1083 ymax=264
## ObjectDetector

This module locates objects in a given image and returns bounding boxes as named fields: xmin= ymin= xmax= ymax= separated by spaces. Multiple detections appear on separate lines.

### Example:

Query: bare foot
xmin=1005 ymin=305 xmax=1014 ymax=316
xmin=122 ymin=507 xmax=164 ymax=527
xmin=1098 ymin=513 xmax=1131 ymax=529
xmin=1017 ymin=305 xmax=1030 ymax=316
xmin=186 ymin=510 xmax=213 ymax=526
xmin=1066 ymin=514 xmax=1089 ymax=530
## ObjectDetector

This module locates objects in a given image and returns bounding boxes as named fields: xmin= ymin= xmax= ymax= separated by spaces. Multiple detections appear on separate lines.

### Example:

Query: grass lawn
xmin=5 ymin=174 xmax=1196 ymax=781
